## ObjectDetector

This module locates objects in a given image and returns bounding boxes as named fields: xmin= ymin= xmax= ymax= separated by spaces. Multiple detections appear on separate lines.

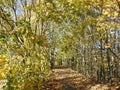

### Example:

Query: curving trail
xmin=45 ymin=67 xmax=120 ymax=90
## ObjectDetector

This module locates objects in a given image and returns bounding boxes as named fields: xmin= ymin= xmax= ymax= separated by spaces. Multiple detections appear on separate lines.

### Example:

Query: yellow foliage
xmin=103 ymin=63 xmax=108 ymax=69
xmin=46 ymin=2 xmax=53 ymax=9
xmin=0 ymin=68 xmax=7 ymax=79
xmin=68 ymin=0 xmax=73 ymax=3
xmin=105 ymin=43 xmax=111 ymax=48
xmin=31 ymin=36 xmax=35 ymax=40
xmin=111 ymin=37 xmax=116 ymax=41
xmin=104 ymin=4 xmax=111 ymax=8
xmin=102 ymin=10 xmax=110 ymax=16
xmin=0 ymin=55 xmax=7 ymax=79
xmin=97 ymin=27 xmax=101 ymax=32
xmin=0 ymin=55 xmax=6 ymax=59
xmin=0 ymin=55 xmax=6 ymax=63
xmin=113 ymin=11 xmax=118 ymax=18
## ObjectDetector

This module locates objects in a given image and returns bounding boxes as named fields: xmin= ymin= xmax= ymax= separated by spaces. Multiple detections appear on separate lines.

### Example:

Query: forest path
xmin=45 ymin=67 xmax=119 ymax=90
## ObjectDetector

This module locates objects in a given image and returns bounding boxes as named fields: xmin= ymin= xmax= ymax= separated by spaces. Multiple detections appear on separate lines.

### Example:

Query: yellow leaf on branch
xmin=104 ymin=4 xmax=111 ymax=8
xmin=0 ymin=68 xmax=7 ymax=79
xmin=105 ymin=43 xmax=111 ymax=48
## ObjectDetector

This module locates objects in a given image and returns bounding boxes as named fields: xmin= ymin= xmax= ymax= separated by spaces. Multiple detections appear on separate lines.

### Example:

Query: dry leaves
xmin=45 ymin=67 xmax=120 ymax=90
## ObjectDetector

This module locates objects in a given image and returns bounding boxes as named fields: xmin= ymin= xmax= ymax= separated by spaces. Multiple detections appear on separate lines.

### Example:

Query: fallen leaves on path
xmin=45 ymin=67 xmax=120 ymax=90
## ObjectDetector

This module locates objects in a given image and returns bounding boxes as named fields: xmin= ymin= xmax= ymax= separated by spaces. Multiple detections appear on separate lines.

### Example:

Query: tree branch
xmin=109 ymin=48 xmax=120 ymax=59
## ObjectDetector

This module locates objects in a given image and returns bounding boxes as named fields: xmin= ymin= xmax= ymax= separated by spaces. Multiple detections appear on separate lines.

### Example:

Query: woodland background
xmin=0 ymin=0 xmax=120 ymax=90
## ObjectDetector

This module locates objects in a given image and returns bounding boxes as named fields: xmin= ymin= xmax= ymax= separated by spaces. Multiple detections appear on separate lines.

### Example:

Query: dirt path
xmin=45 ymin=68 xmax=92 ymax=90
xmin=45 ymin=68 xmax=120 ymax=90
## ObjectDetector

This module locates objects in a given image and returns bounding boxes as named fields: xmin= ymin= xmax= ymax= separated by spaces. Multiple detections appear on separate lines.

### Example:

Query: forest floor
xmin=0 ymin=67 xmax=120 ymax=90
xmin=45 ymin=67 xmax=120 ymax=90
